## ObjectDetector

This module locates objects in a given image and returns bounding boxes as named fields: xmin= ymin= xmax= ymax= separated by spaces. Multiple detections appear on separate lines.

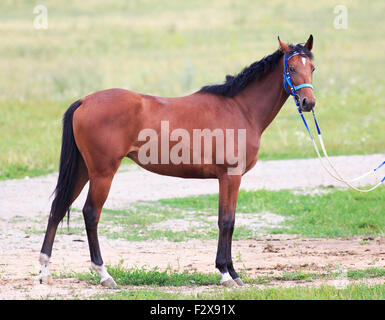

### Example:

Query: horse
xmin=39 ymin=35 xmax=316 ymax=287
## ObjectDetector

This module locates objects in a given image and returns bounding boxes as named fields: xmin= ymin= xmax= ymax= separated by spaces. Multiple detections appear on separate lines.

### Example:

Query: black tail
xmin=50 ymin=100 xmax=83 ymax=225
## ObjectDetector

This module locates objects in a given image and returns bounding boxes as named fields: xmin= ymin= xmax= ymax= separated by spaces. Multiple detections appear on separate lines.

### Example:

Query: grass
xmin=68 ymin=265 xmax=385 ymax=287
xmin=34 ymin=186 xmax=384 ymax=240
xmin=62 ymin=264 xmax=221 ymax=287
xmin=75 ymin=187 xmax=383 ymax=241
xmin=1 ymin=0 xmax=385 ymax=179
xmin=156 ymin=187 xmax=385 ymax=238
xmin=59 ymin=264 xmax=385 ymax=300
xmin=196 ymin=284 xmax=385 ymax=300
xmin=93 ymin=284 xmax=385 ymax=300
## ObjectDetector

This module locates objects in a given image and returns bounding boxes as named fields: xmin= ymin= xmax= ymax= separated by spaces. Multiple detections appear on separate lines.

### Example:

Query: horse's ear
xmin=304 ymin=34 xmax=313 ymax=51
xmin=278 ymin=36 xmax=290 ymax=54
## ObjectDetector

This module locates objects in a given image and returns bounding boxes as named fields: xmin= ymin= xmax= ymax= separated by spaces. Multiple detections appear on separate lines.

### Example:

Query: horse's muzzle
xmin=299 ymin=97 xmax=316 ymax=112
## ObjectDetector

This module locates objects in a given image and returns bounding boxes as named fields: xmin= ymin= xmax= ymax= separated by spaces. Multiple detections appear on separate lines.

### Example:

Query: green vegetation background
xmin=1 ymin=0 xmax=384 ymax=179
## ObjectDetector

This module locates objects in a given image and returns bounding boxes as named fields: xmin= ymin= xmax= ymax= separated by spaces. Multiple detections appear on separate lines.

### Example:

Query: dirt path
xmin=0 ymin=154 xmax=384 ymax=299
xmin=1 ymin=233 xmax=384 ymax=299
xmin=1 ymin=154 xmax=384 ymax=219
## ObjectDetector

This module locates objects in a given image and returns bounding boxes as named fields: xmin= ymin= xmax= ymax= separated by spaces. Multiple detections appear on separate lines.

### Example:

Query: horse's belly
xmin=128 ymin=153 xmax=219 ymax=179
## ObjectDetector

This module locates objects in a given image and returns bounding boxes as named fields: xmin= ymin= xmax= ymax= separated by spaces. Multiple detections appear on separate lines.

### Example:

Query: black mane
xmin=199 ymin=44 xmax=313 ymax=97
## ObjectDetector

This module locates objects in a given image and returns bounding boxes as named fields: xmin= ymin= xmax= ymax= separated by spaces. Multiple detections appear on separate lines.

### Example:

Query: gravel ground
xmin=0 ymin=154 xmax=384 ymax=299
xmin=0 ymin=154 xmax=384 ymax=219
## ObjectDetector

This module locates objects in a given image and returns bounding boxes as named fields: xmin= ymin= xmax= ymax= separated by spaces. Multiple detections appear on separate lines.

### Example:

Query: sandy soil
xmin=0 ymin=154 xmax=384 ymax=299
xmin=1 ymin=233 xmax=384 ymax=299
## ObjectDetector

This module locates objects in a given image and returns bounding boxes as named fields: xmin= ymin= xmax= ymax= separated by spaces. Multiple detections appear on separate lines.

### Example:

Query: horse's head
xmin=279 ymin=35 xmax=315 ymax=112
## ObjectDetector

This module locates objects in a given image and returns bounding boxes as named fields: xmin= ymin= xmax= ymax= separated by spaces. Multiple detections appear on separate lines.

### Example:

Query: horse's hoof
xmin=101 ymin=277 xmax=117 ymax=287
xmin=221 ymin=279 xmax=237 ymax=288
xmin=234 ymin=278 xmax=245 ymax=286
xmin=39 ymin=275 xmax=53 ymax=285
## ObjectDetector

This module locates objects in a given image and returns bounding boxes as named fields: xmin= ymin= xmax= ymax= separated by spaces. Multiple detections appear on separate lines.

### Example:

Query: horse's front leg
xmin=216 ymin=174 xmax=243 ymax=287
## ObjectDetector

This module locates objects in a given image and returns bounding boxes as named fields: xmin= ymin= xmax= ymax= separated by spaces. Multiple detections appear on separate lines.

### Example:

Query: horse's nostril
xmin=311 ymin=100 xmax=315 ymax=109
xmin=302 ymin=97 xmax=307 ymax=106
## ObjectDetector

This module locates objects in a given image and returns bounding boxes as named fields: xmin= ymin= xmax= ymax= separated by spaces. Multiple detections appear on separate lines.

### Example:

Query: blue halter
xmin=284 ymin=52 xmax=385 ymax=185
xmin=283 ymin=51 xmax=314 ymax=99
xmin=283 ymin=51 xmax=317 ymax=137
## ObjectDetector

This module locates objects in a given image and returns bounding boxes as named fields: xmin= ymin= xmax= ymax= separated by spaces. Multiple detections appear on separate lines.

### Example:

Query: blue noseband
xmin=294 ymin=83 xmax=314 ymax=91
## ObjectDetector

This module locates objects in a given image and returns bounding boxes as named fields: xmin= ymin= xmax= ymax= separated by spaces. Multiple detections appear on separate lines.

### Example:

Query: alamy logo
xmin=137 ymin=121 xmax=247 ymax=175
xmin=33 ymin=5 xmax=48 ymax=30
xmin=333 ymin=5 xmax=348 ymax=30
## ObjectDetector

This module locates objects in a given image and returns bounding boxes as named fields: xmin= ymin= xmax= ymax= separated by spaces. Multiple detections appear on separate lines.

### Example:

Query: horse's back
xmin=72 ymin=88 xmax=258 ymax=178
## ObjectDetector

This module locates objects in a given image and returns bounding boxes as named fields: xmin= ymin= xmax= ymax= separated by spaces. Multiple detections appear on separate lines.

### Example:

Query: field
xmin=1 ymin=0 xmax=385 ymax=179
xmin=0 ymin=0 xmax=384 ymax=301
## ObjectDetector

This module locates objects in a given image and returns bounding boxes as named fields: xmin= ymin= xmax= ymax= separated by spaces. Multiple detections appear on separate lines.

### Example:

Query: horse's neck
xmin=235 ymin=61 xmax=289 ymax=133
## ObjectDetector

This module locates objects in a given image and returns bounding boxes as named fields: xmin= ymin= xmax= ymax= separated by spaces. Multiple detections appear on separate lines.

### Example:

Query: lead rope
xmin=283 ymin=51 xmax=385 ymax=192
xmin=298 ymin=108 xmax=385 ymax=192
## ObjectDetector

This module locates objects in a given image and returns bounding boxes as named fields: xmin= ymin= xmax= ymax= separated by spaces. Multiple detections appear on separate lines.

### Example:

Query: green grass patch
xmin=276 ymin=267 xmax=385 ymax=282
xmin=93 ymin=284 xmax=385 ymax=300
xmin=1 ymin=1 xmax=385 ymax=179
xmin=93 ymin=187 xmax=385 ymax=241
xmin=32 ymin=187 xmax=385 ymax=240
xmin=197 ymin=284 xmax=385 ymax=300
xmin=98 ymin=206 xmax=217 ymax=242
xmin=61 ymin=264 xmax=221 ymax=287
xmin=156 ymin=187 xmax=385 ymax=238
xmin=65 ymin=265 xmax=385 ymax=300
xmin=347 ymin=268 xmax=385 ymax=280
xmin=245 ymin=267 xmax=385 ymax=284
xmin=63 ymin=264 xmax=385 ymax=288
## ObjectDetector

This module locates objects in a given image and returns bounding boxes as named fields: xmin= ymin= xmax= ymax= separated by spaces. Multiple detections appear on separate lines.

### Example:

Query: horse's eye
xmin=312 ymin=67 xmax=316 ymax=72
xmin=289 ymin=66 xmax=296 ymax=73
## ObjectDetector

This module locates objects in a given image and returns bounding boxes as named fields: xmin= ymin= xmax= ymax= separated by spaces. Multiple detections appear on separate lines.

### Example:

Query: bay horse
xmin=39 ymin=36 xmax=316 ymax=287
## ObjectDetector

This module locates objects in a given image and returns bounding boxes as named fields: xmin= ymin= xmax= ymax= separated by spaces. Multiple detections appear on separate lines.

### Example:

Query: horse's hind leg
xmin=39 ymin=156 xmax=89 ymax=284
xmin=216 ymin=174 xmax=243 ymax=287
xmin=82 ymin=161 xmax=121 ymax=287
